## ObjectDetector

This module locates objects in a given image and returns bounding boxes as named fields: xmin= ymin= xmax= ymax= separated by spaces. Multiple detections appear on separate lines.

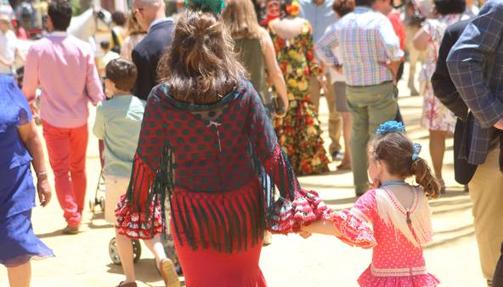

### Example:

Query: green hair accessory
xmin=184 ymin=0 xmax=225 ymax=15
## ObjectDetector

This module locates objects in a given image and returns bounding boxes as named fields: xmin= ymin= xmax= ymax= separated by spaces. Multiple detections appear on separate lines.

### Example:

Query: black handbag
xmin=453 ymin=118 xmax=478 ymax=185
xmin=493 ymin=242 xmax=503 ymax=287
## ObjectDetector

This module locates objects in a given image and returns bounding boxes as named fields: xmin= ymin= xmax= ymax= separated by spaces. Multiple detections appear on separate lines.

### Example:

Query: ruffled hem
xmin=1 ymin=252 xmax=55 ymax=267
xmin=267 ymin=189 xmax=330 ymax=234
xmin=358 ymin=267 xmax=440 ymax=287
xmin=327 ymin=210 xmax=377 ymax=249
xmin=115 ymin=194 xmax=164 ymax=239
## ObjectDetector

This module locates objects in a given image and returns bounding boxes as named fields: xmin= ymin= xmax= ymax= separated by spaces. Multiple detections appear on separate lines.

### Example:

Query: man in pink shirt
xmin=23 ymin=0 xmax=104 ymax=234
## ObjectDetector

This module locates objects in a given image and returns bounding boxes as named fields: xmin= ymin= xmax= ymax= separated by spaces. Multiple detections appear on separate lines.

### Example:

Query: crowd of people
xmin=1 ymin=0 xmax=503 ymax=286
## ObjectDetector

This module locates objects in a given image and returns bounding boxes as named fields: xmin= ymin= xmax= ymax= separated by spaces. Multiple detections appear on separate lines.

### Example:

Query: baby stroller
xmin=88 ymin=157 xmax=143 ymax=264
xmin=88 ymin=170 xmax=106 ymax=213
xmin=92 ymin=167 xmax=179 ymax=271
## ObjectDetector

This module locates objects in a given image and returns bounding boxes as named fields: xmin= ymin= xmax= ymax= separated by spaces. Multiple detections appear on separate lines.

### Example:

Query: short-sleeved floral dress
xmin=419 ymin=14 xmax=467 ymax=133
xmin=269 ymin=18 xmax=329 ymax=176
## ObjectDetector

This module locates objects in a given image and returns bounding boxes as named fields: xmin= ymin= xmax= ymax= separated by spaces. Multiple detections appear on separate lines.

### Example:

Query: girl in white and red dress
xmin=304 ymin=121 xmax=441 ymax=287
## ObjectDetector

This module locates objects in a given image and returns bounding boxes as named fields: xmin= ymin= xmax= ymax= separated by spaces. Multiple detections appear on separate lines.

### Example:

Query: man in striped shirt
xmin=316 ymin=0 xmax=403 ymax=196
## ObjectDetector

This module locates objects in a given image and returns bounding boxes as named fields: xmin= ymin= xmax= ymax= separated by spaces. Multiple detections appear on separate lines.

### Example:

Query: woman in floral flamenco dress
xmin=304 ymin=121 xmax=441 ymax=287
xmin=266 ymin=0 xmax=329 ymax=175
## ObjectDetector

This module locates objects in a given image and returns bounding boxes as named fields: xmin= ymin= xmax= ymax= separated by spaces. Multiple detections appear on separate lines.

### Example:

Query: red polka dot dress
xmin=329 ymin=188 xmax=440 ymax=287
xmin=114 ymin=80 xmax=332 ymax=287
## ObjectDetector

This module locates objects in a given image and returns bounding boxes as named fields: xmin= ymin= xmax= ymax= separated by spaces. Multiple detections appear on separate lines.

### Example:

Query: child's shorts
xmin=104 ymin=175 xmax=130 ymax=224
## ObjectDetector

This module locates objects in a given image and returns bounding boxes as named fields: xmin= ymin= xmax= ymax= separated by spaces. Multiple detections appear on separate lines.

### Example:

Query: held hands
xmin=298 ymin=220 xmax=341 ymax=238
xmin=36 ymin=174 xmax=52 ymax=207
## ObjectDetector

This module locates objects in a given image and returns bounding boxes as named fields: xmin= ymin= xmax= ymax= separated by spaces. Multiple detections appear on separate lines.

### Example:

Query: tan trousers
xmin=469 ymin=148 xmax=503 ymax=280
xmin=309 ymin=74 xmax=342 ymax=154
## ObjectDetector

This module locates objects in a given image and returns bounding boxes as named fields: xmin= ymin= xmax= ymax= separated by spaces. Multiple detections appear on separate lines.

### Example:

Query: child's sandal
xmin=158 ymin=258 xmax=181 ymax=287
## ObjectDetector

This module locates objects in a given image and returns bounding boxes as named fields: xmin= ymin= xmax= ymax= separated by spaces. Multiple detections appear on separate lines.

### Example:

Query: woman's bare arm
xmin=18 ymin=121 xmax=52 ymax=207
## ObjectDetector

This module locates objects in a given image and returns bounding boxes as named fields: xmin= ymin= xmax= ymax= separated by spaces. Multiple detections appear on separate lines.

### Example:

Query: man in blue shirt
xmin=300 ymin=0 xmax=343 ymax=161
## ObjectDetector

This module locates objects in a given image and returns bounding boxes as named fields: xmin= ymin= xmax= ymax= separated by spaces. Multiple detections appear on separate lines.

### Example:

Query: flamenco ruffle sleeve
xmin=246 ymin=81 xmax=329 ymax=234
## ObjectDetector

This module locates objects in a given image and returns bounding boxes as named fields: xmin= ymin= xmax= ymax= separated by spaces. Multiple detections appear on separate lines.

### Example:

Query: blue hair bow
xmin=412 ymin=143 xmax=422 ymax=161
xmin=376 ymin=121 xmax=405 ymax=136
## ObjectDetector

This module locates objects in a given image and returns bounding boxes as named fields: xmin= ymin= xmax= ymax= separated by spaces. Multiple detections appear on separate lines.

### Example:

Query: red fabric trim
xmin=268 ymin=189 xmax=331 ymax=234
xmin=130 ymin=154 xmax=155 ymax=211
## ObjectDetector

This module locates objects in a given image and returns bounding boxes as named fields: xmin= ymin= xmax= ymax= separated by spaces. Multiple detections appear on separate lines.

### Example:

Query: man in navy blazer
xmin=131 ymin=0 xmax=174 ymax=101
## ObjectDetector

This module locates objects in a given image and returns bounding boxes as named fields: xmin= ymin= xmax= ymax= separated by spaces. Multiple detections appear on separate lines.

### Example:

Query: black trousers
xmin=494 ymin=242 xmax=503 ymax=287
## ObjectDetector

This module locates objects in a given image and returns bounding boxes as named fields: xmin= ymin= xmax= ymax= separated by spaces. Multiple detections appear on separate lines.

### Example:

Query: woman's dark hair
xmin=157 ymin=11 xmax=246 ymax=104
xmin=48 ymin=0 xmax=72 ymax=31
xmin=433 ymin=0 xmax=466 ymax=15
xmin=369 ymin=133 xmax=440 ymax=198
xmin=112 ymin=11 xmax=127 ymax=26
xmin=106 ymin=58 xmax=138 ymax=91
xmin=332 ymin=0 xmax=355 ymax=17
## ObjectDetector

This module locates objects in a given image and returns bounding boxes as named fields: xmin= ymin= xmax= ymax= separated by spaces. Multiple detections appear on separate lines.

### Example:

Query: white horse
xmin=16 ymin=7 xmax=112 ymax=62
xmin=67 ymin=7 xmax=112 ymax=51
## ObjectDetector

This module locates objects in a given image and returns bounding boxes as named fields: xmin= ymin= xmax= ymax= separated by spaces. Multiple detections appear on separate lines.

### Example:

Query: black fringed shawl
xmin=119 ymin=80 xmax=323 ymax=252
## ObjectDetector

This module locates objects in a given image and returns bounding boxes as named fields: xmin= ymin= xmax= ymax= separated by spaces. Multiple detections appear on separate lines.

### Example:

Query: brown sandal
xmin=116 ymin=282 xmax=137 ymax=287
xmin=158 ymin=258 xmax=180 ymax=287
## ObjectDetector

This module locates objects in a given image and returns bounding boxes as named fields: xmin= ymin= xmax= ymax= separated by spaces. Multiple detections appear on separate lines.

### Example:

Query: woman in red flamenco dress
xmin=114 ymin=7 xmax=373 ymax=287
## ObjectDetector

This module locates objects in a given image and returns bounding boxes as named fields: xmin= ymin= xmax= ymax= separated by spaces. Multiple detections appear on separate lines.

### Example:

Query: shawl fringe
xmin=375 ymin=188 xmax=433 ymax=247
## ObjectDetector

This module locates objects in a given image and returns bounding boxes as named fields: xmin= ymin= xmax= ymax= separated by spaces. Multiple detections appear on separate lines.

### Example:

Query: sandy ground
xmin=0 ymin=65 xmax=487 ymax=286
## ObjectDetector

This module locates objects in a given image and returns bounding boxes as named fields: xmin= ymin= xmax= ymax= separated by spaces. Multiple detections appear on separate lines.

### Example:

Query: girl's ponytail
xmin=410 ymin=157 xmax=440 ymax=198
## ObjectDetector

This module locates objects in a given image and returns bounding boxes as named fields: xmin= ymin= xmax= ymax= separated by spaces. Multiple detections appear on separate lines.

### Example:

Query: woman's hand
xmin=272 ymin=96 xmax=288 ymax=118
xmin=36 ymin=174 xmax=52 ymax=207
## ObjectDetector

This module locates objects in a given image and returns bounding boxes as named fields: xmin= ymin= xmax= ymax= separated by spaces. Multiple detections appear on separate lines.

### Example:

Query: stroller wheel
xmin=98 ymin=196 xmax=105 ymax=211
xmin=89 ymin=199 xmax=96 ymax=213
xmin=109 ymin=237 xmax=142 ymax=265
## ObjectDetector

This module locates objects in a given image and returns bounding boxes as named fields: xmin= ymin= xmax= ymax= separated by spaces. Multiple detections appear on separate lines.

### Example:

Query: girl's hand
xmin=37 ymin=175 xmax=52 ymax=207
xmin=302 ymin=220 xmax=340 ymax=237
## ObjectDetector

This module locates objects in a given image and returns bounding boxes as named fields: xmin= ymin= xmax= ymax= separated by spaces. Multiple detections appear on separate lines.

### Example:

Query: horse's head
xmin=93 ymin=6 xmax=112 ymax=31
